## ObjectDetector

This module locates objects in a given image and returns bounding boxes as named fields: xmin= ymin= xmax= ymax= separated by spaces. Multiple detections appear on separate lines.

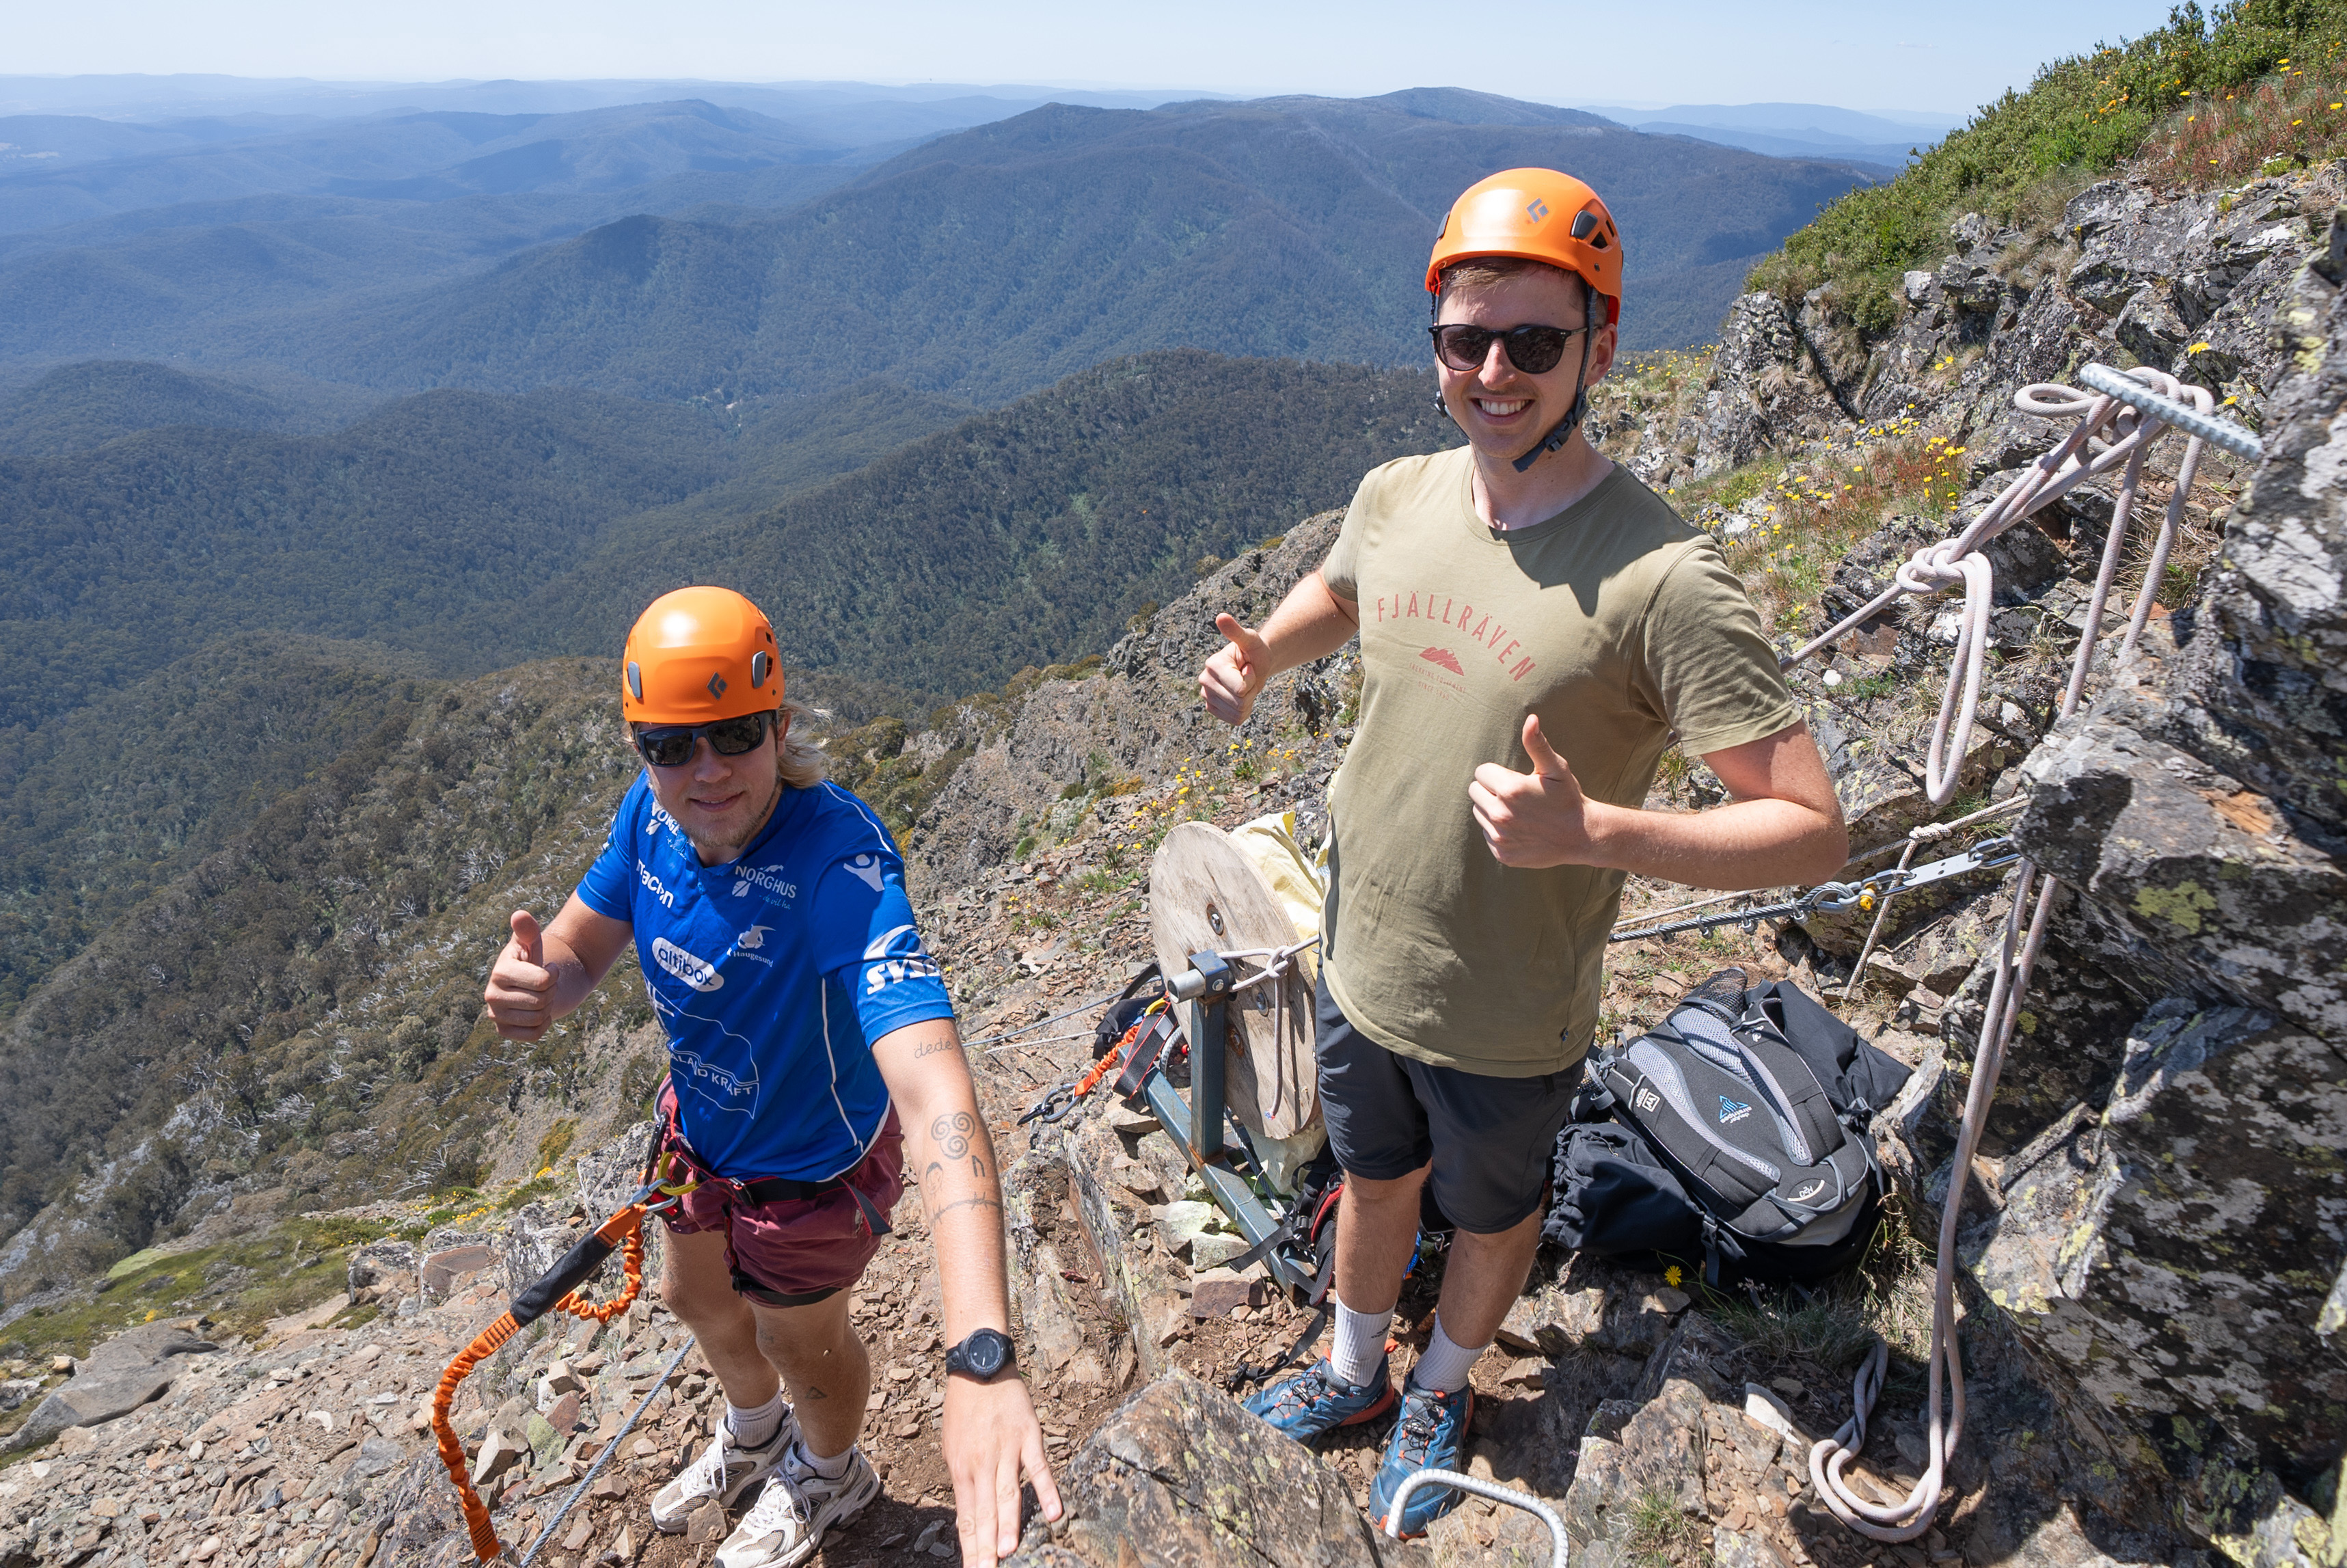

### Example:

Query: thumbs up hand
xmin=1199 ymin=613 xmax=1271 ymax=724
xmin=1469 ymin=716 xmax=1607 ymax=869
xmin=483 ymin=910 xmax=556 ymax=1040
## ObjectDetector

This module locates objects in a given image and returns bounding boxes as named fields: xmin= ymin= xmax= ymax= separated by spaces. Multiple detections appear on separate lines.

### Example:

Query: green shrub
xmin=1752 ymin=0 xmax=2347 ymax=313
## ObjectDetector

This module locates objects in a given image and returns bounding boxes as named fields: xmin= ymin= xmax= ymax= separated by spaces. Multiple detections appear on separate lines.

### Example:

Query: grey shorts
xmin=1315 ymin=973 xmax=1585 ymax=1234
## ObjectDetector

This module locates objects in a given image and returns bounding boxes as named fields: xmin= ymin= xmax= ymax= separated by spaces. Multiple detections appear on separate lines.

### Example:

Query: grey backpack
xmin=1547 ymin=968 xmax=1910 ymax=1286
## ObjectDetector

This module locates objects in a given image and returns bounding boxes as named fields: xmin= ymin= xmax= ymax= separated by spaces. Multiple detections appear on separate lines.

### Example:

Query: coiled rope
xmin=1785 ymin=366 xmax=2247 ymax=1542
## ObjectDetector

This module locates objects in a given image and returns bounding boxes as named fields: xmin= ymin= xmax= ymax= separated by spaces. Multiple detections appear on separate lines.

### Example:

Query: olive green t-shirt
xmin=1318 ymin=446 xmax=1796 ymax=1077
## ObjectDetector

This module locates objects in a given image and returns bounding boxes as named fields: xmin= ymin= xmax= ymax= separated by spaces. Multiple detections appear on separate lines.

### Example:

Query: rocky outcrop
xmin=1968 ymin=1003 xmax=2347 ymax=1481
xmin=1009 ymin=1373 xmax=1383 ymax=1568
xmin=6 ymin=1322 xmax=217 ymax=1453
xmin=1978 ymin=177 xmax=2347 ymax=1559
xmin=1690 ymin=293 xmax=1852 ymax=477
xmin=910 ymin=511 xmax=1357 ymax=894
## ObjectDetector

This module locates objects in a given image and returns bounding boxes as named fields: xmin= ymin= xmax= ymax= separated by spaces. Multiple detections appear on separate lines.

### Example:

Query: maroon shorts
xmin=653 ymin=1082 xmax=905 ymax=1308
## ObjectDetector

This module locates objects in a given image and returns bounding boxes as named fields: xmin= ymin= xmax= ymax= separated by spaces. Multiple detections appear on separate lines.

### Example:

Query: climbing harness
xmin=1384 ymin=1470 xmax=1569 ymax=1568
xmin=1777 ymin=367 xmax=2256 ymax=1543
xmin=432 ymin=1159 xmax=697 ymax=1563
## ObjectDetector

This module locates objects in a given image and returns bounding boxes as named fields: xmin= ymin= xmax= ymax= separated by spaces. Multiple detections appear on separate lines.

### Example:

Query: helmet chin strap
xmin=1510 ymin=276 xmax=1602 ymax=474
xmin=1510 ymin=387 xmax=1590 ymax=474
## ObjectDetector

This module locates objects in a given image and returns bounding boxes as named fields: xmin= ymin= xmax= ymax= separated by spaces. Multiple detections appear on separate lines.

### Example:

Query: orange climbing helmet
xmin=1426 ymin=167 xmax=1623 ymax=325
xmin=621 ymin=586 xmax=783 ymax=725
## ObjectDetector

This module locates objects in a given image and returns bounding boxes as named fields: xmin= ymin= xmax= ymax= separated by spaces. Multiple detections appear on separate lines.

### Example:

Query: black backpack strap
xmin=1113 ymin=1012 xmax=1180 ymax=1100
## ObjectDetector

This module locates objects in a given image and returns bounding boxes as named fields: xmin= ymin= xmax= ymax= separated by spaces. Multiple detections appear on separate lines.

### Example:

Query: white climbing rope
xmin=1793 ymin=367 xmax=2249 ymax=1543
xmin=1383 ymin=1469 xmax=1568 ymax=1567
xmin=1785 ymin=366 xmax=2223 ymax=805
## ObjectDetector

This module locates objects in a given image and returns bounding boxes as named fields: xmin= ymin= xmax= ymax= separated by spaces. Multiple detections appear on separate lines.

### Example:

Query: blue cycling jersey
xmin=576 ymin=774 xmax=953 ymax=1182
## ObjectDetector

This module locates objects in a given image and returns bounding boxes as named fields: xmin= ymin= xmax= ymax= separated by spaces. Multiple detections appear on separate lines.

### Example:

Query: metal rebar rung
xmin=2076 ymin=362 xmax=2262 ymax=459
xmin=1382 ymin=1469 xmax=1568 ymax=1567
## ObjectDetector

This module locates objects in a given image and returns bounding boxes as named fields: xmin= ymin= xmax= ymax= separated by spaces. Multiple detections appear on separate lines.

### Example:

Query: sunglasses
xmin=1428 ymin=322 xmax=1591 ymax=376
xmin=632 ymin=710 xmax=776 ymax=768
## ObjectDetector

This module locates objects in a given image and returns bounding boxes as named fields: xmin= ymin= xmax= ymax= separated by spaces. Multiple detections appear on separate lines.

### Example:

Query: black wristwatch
xmin=944 ymin=1328 xmax=1017 ymax=1382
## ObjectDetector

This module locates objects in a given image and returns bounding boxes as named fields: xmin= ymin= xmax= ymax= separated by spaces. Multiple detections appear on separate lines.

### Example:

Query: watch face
xmin=965 ymin=1331 xmax=1009 ymax=1377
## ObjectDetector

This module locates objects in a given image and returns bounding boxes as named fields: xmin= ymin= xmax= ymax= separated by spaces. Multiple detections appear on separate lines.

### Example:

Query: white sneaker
xmin=714 ymin=1440 xmax=883 ymax=1568
xmin=649 ymin=1411 xmax=800 ymax=1533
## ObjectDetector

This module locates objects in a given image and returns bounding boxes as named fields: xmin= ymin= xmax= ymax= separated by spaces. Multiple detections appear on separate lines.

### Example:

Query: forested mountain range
xmin=0 ymin=87 xmax=1874 ymax=390
xmin=465 ymin=351 xmax=1456 ymax=697
xmin=0 ymin=100 xmax=863 ymax=234
xmin=0 ymin=350 xmax=1445 ymax=1029
xmin=0 ymin=636 xmax=431 ymax=1021
xmin=0 ymin=351 xmax=1439 ymax=742
xmin=0 ymin=360 xmax=381 ymax=452
xmin=255 ymin=91 xmax=1869 ymax=398
xmin=0 ymin=353 xmax=1449 ymax=1283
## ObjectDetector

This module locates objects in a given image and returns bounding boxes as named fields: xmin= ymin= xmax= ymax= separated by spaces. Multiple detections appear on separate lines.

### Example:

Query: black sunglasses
xmin=632 ymin=710 xmax=776 ymax=768
xmin=1428 ymin=321 xmax=1590 ymax=376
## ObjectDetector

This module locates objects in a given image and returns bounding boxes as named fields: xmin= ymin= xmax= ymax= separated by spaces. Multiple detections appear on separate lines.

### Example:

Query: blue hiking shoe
xmin=1371 ymin=1373 xmax=1475 ymax=1538
xmin=1241 ymin=1355 xmax=1397 ymax=1443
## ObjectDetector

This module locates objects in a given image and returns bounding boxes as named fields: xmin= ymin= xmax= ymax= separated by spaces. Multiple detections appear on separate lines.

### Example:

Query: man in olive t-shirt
xmin=1198 ymin=169 xmax=1847 ymax=1537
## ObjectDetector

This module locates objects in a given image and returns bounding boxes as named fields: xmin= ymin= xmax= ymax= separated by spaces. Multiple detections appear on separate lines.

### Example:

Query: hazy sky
xmin=16 ymin=0 xmax=2182 ymax=118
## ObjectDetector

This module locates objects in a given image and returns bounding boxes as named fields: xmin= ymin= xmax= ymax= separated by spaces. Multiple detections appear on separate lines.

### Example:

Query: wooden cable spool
xmin=1148 ymin=822 xmax=1319 ymax=1140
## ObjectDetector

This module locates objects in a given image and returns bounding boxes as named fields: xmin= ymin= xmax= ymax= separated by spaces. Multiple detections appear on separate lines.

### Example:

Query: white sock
xmin=1412 ymin=1316 xmax=1484 ymax=1395
xmin=724 ymin=1391 xmax=787 ymax=1448
xmin=1329 ymin=1297 xmax=1393 ymax=1388
xmin=797 ymin=1439 xmax=853 ymax=1480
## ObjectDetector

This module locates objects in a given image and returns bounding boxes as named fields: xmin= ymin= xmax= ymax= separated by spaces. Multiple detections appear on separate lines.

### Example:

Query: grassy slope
xmin=1750 ymin=0 xmax=2347 ymax=327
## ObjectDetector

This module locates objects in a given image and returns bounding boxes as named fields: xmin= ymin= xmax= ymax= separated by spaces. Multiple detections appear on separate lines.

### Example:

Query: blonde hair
xmin=776 ymin=697 xmax=826 ymax=790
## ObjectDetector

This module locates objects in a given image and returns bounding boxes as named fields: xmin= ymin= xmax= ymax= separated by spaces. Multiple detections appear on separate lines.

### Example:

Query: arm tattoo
xmin=928 ymin=1197 xmax=1003 ymax=1224
xmin=930 ymin=1111 xmax=975 ymax=1160
xmin=912 ymin=1037 xmax=955 ymax=1059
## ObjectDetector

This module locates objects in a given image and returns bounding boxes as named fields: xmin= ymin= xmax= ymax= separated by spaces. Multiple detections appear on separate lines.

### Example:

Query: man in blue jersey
xmin=482 ymin=587 xmax=1058 ymax=1568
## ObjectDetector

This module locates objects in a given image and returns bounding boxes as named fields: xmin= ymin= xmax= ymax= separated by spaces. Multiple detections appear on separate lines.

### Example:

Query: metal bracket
xmin=1126 ymin=949 xmax=1313 ymax=1297
xmin=1182 ymin=951 xmax=1233 ymax=1166
xmin=1895 ymin=836 xmax=2021 ymax=894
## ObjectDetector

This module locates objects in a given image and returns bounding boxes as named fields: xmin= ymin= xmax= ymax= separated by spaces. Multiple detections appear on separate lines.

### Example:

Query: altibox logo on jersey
xmin=651 ymin=936 xmax=725 ymax=992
